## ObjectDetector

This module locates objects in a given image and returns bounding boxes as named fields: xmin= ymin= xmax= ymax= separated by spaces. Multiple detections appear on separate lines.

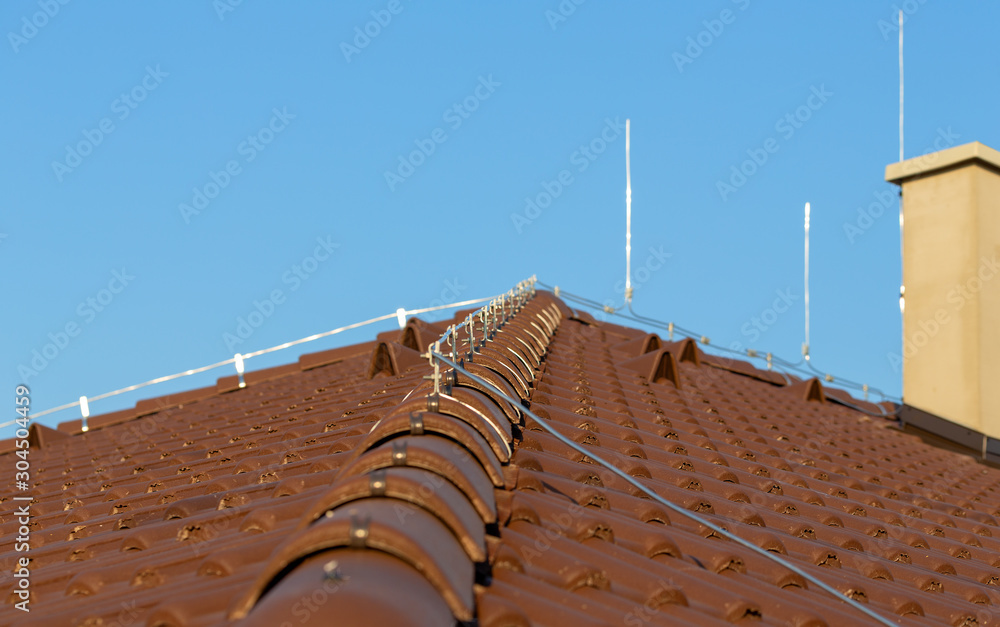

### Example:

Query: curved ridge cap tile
xmin=408 ymin=381 xmax=514 ymax=445
xmin=468 ymin=350 xmax=531 ymax=397
xmin=496 ymin=338 xmax=538 ymax=378
xmin=517 ymin=305 xmax=555 ymax=339
xmin=247 ymin=551 xmax=455 ymax=627
xmin=381 ymin=393 xmax=511 ymax=461
xmin=504 ymin=310 xmax=555 ymax=340
xmin=532 ymin=289 xmax=573 ymax=319
xmin=450 ymin=367 xmax=522 ymax=423
xmin=329 ymin=501 xmax=477 ymax=619
xmin=438 ymin=387 xmax=514 ymax=446
xmin=785 ymin=377 xmax=827 ymax=403
xmin=536 ymin=303 xmax=563 ymax=335
xmin=230 ymin=500 xmax=474 ymax=622
xmin=482 ymin=339 xmax=535 ymax=383
xmin=333 ymin=435 xmax=497 ymax=522
xmin=360 ymin=411 xmax=506 ymax=485
xmin=461 ymin=359 xmax=528 ymax=403
xmin=525 ymin=298 xmax=561 ymax=327
xmin=493 ymin=328 xmax=542 ymax=365
xmin=441 ymin=387 xmax=514 ymax=445
xmin=494 ymin=327 xmax=544 ymax=370
xmin=473 ymin=349 xmax=532 ymax=398
xmin=294 ymin=467 xmax=486 ymax=562
xmin=521 ymin=316 xmax=555 ymax=349
xmin=618 ymin=349 xmax=681 ymax=388
xmin=505 ymin=319 xmax=548 ymax=355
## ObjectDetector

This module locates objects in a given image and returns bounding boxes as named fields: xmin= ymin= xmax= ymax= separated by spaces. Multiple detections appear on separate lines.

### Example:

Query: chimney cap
xmin=886 ymin=141 xmax=1000 ymax=185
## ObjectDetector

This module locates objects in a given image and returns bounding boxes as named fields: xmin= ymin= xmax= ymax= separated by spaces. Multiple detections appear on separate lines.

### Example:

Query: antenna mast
xmin=803 ymin=202 xmax=810 ymax=361
xmin=899 ymin=10 xmax=906 ymax=321
xmin=625 ymin=119 xmax=633 ymax=303
xmin=899 ymin=10 xmax=904 ymax=163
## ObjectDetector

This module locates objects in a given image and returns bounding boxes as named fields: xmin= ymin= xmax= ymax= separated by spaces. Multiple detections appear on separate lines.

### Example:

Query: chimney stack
xmin=886 ymin=141 xmax=1000 ymax=437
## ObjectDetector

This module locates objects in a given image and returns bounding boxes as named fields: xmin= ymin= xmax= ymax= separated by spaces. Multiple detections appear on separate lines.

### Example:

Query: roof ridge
xmin=229 ymin=281 xmax=561 ymax=623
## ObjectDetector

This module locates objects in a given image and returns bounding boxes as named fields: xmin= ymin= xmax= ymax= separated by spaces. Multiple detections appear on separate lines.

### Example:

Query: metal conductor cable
xmin=19 ymin=292 xmax=511 ymax=425
xmin=543 ymin=280 xmax=898 ymax=409
xmin=803 ymin=202 xmax=810 ymax=361
xmin=624 ymin=118 xmax=633 ymax=303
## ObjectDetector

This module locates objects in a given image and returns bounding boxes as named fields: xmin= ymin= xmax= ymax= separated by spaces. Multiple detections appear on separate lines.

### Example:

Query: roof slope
xmin=2 ymin=290 xmax=1000 ymax=626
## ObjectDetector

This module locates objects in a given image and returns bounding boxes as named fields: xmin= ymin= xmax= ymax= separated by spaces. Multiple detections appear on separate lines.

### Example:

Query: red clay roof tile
xmin=5 ymin=289 xmax=1000 ymax=625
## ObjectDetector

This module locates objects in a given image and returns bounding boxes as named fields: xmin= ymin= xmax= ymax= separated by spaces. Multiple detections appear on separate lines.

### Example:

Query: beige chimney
xmin=886 ymin=141 xmax=1000 ymax=437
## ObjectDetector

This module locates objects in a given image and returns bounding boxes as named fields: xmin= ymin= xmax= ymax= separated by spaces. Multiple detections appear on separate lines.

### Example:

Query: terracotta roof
xmin=3 ymin=290 xmax=1000 ymax=626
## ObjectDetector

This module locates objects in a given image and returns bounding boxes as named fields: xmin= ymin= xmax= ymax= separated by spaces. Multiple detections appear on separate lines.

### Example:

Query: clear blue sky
xmin=3 ymin=2 xmax=999 ymax=434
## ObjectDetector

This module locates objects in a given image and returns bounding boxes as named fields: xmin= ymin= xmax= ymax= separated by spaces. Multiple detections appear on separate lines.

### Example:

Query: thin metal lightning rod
xmin=625 ymin=118 xmax=633 ymax=303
